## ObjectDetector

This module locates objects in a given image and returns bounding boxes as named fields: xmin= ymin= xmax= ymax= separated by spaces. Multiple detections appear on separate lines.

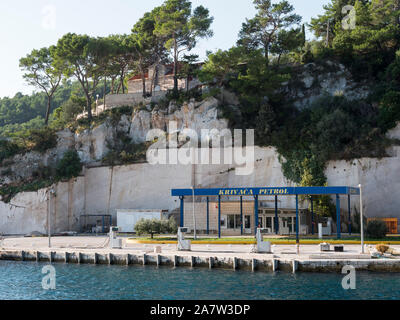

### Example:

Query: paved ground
xmin=2 ymin=236 xmax=399 ymax=261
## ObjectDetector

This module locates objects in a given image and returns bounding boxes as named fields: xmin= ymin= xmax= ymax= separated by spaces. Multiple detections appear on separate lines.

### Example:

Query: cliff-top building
xmin=127 ymin=63 xmax=203 ymax=94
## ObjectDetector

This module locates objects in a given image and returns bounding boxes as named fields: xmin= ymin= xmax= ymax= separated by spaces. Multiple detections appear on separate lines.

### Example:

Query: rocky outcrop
xmin=283 ymin=61 xmax=370 ymax=109
xmin=129 ymin=97 xmax=227 ymax=144
xmin=0 ymin=124 xmax=399 ymax=235
xmin=0 ymin=97 xmax=226 ymax=186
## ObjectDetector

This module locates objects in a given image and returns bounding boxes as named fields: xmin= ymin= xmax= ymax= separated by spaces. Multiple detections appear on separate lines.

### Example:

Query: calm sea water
xmin=0 ymin=261 xmax=399 ymax=300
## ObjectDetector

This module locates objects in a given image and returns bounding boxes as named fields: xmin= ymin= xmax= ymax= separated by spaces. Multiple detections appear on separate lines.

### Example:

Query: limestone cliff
xmin=0 ymin=97 xmax=226 ymax=187
xmin=0 ymin=60 xmax=399 ymax=235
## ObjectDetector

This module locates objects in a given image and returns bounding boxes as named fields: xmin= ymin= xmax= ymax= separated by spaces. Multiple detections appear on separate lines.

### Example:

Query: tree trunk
xmin=150 ymin=66 xmax=156 ymax=97
xmin=173 ymin=37 xmax=179 ymax=94
xmin=277 ymin=54 xmax=282 ymax=65
xmin=45 ymin=96 xmax=51 ymax=126
xmin=121 ymin=72 xmax=125 ymax=94
xmin=264 ymin=46 xmax=269 ymax=66
xmin=86 ymin=93 xmax=92 ymax=122
xmin=142 ymin=73 xmax=147 ymax=98
xmin=111 ymin=78 xmax=115 ymax=94
xmin=103 ymin=77 xmax=107 ymax=109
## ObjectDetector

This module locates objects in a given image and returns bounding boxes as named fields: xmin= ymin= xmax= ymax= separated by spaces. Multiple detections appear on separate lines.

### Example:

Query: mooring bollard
xmin=272 ymin=259 xmax=278 ymax=272
xmin=292 ymin=260 xmax=298 ymax=274
xmin=233 ymin=257 xmax=238 ymax=270
xmin=157 ymin=255 xmax=161 ymax=267
xmin=209 ymin=257 xmax=214 ymax=269
xmin=251 ymin=259 xmax=256 ymax=272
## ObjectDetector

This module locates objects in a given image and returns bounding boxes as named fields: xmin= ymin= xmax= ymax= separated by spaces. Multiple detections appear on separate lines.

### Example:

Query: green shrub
xmin=102 ymin=133 xmax=148 ymax=166
xmin=378 ymin=90 xmax=400 ymax=132
xmin=366 ymin=220 xmax=388 ymax=239
xmin=56 ymin=150 xmax=82 ymax=180
xmin=12 ymin=127 xmax=58 ymax=153
xmin=0 ymin=140 xmax=21 ymax=163
xmin=134 ymin=218 xmax=177 ymax=239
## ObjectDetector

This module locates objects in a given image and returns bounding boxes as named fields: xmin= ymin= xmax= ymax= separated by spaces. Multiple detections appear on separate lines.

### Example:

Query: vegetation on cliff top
xmin=0 ymin=0 xmax=400 ymax=218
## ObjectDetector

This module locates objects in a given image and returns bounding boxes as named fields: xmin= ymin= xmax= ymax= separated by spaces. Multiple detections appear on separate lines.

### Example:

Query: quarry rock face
xmin=1 ymin=127 xmax=399 ymax=235
xmin=0 ymin=96 xmax=228 ymax=187
xmin=129 ymin=97 xmax=226 ymax=144
xmin=0 ymin=59 xmax=399 ymax=235
xmin=284 ymin=61 xmax=370 ymax=109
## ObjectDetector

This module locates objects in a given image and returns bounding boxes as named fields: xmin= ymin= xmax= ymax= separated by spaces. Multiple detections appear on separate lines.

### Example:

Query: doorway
xmin=244 ymin=215 xmax=252 ymax=234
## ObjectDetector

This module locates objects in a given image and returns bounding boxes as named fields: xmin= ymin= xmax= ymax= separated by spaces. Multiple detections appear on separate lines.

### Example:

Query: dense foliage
xmin=134 ymin=218 xmax=178 ymax=238
xmin=197 ymin=0 xmax=400 ymax=218
xmin=366 ymin=220 xmax=388 ymax=238
xmin=1 ymin=0 xmax=400 ymax=218
xmin=56 ymin=150 xmax=83 ymax=180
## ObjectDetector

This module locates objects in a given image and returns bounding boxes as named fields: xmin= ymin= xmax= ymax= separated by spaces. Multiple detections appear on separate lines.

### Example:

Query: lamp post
xmin=192 ymin=186 xmax=197 ymax=240
xmin=359 ymin=184 xmax=365 ymax=254
xmin=191 ymin=137 xmax=197 ymax=240
xmin=48 ymin=186 xmax=56 ymax=248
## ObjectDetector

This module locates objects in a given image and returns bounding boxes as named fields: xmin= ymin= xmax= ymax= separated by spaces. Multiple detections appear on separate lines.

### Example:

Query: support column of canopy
xmin=240 ymin=196 xmax=243 ymax=236
xmin=206 ymin=197 xmax=210 ymax=235
xmin=311 ymin=196 xmax=314 ymax=235
xmin=275 ymin=196 xmax=279 ymax=235
xmin=296 ymin=195 xmax=299 ymax=244
xmin=180 ymin=196 xmax=184 ymax=228
xmin=218 ymin=195 xmax=221 ymax=239
xmin=336 ymin=194 xmax=341 ymax=239
xmin=254 ymin=195 xmax=259 ymax=235
xmin=348 ymin=195 xmax=352 ymax=236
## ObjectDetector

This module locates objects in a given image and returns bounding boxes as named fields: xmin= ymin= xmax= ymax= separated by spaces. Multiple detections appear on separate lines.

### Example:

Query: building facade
xmin=127 ymin=63 xmax=202 ymax=94
xmin=183 ymin=200 xmax=310 ymax=237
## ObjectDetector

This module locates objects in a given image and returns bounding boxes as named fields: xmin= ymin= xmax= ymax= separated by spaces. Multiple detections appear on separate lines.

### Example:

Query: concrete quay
xmin=1 ymin=236 xmax=400 ymax=273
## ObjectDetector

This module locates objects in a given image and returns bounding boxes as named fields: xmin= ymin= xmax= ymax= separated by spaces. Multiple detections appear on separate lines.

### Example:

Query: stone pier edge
xmin=2 ymin=249 xmax=400 ymax=273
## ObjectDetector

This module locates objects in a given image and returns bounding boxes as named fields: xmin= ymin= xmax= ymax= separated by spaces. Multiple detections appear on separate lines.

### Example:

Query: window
xmin=236 ymin=215 xmax=242 ymax=228
xmin=227 ymin=215 xmax=241 ymax=229
xmin=258 ymin=217 xmax=264 ymax=228
xmin=228 ymin=215 xmax=235 ymax=229
xmin=266 ymin=217 xmax=272 ymax=229
xmin=245 ymin=216 xmax=251 ymax=229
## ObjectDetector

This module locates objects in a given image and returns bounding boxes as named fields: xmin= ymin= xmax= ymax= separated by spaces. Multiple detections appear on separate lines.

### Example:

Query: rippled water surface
xmin=0 ymin=261 xmax=399 ymax=300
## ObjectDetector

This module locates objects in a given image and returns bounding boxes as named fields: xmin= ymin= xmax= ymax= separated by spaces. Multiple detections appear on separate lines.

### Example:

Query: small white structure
xmin=177 ymin=227 xmax=191 ymax=251
xmin=320 ymin=243 xmax=331 ymax=252
xmin=256 ymin=228 xmax=272 ymax=253
xmin=318 ymin=219 xmax=333 ymax=239
xmin=116 ymin=209 xmax=168 ymax=233
xmin=109 ymin=226 xmax=122 ymax=249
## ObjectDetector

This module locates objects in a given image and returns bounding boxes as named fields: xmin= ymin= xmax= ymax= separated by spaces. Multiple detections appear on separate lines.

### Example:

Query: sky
xmin=0 ymin=0 xmax=330 ymax=99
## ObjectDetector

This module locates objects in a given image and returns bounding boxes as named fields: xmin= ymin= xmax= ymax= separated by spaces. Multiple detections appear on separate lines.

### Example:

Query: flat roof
xmin=172 ymin=187 xmax=360 ymax=197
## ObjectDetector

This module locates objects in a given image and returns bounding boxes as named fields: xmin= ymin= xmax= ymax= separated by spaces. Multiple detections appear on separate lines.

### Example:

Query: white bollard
xmin=154 ymin=246 xmax=162 ymax=254
xmin=318 ymin=224 xmax=323 ymax=239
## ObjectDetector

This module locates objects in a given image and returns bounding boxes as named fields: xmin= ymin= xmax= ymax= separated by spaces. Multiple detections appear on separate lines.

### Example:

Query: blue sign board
xmin=172 ymin=186 xmax=360 ymax=197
